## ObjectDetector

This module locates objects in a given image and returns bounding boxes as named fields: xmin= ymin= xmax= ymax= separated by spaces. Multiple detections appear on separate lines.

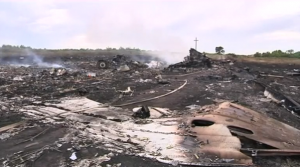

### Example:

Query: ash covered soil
xmin=0 ymin=53 xmax=300 ymax=167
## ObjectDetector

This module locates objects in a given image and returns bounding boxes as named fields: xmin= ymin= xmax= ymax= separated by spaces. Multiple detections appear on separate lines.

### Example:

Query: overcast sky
xmin=0 ymin=0 xmax=299 ymax=55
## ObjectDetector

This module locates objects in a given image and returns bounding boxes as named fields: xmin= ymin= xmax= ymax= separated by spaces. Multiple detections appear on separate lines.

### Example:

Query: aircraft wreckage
xmin=1 ymin=48 xmax=300 ymax=166
xmin=1 ymin=97 xmax=300 ymax=166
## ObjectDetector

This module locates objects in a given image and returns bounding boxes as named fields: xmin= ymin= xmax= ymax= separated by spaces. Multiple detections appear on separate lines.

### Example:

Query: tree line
xmin=1 ymin=44 xmax=299 ymax=58
xmin=215 ymin=46 xmax=300 ymax=58
xmin=0 ymin=45 xmax=151 ymax=57
xmin=0 ymin=44 xmax=145 ymax=52
xmin=253 ymin=49 xmax=300 ymax=58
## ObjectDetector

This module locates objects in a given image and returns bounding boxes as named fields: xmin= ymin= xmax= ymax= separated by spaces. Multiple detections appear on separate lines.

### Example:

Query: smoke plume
xmin=0 ymin=49 xmax=64 ymax=68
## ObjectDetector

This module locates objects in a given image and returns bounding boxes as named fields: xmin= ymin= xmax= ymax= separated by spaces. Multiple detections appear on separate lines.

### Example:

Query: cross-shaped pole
xmin=194 ymin=37 xmax=198 ymax=50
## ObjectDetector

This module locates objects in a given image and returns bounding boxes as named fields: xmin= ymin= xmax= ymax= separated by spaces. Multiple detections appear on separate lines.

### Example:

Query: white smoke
xmin=146 ymin=51 xmax=189 ymax=65
xmin=24 ymin=49 xmax=64 ymax=68
xmin=0 ymin=49 xmax=64 ymax=68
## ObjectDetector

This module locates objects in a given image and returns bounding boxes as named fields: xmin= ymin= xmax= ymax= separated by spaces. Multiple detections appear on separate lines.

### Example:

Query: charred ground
xmin=0 ymin=49 xmax=300 ymax=167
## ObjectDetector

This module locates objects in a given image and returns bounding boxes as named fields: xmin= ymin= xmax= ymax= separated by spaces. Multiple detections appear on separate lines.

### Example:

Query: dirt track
xmin=1 ymin=54 xmax=300 ymax=167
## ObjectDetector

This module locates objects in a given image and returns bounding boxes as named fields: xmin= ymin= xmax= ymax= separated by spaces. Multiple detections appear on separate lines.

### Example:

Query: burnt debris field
xmin=1 ymin=49 xmax=300 ymax=167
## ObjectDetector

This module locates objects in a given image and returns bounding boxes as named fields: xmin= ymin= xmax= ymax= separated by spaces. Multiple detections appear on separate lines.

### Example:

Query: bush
xmin=254 ymin=50 xmax=300 ymax=58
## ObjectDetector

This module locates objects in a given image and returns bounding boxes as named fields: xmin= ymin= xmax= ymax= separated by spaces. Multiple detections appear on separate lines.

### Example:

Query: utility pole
xmin=194 ymin=37 xmax=198 ymax=50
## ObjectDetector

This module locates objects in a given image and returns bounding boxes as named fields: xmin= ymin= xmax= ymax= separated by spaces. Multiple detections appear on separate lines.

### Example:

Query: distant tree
xmin=215 ymin=46 xmax=225 ymax=54
xmin=262 ymin=51 xmax=271 ymax=57
xmin=254 ymin=52 xmax=262 ymax=57
xmin=286 ymin=49 xmax=294 ymax=54
xmin=293 ymin=51 xmax=300 ymax=57
xmin=2 ymin=45 xmax=12 ymax=48
xmin=25 ymin=46 xmax=32 ymax=50
xmin=271 ymin=50 xmax=287 ymax=56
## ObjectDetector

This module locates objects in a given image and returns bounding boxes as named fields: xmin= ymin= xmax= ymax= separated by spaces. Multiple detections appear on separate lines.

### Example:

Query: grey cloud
xmin=1 ymin=0 xmax=300 ymax=55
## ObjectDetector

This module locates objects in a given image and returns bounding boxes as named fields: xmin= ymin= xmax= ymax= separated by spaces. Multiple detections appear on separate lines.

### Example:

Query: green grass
xmin=207 ymin=53 xmax=300 ymax=64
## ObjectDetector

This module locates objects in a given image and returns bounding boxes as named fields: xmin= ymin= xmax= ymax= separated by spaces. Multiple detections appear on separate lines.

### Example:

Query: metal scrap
xmin=116 ymin=87 xmax=134 ymax=98
xmin=19 ymin=98 xmax=300 ymax=166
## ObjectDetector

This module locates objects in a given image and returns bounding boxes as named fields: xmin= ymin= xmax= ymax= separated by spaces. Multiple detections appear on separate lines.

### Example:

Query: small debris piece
xmin=155 ymin=75 xmax=170 ymax=84
xmin=186 ymin=104 xmax=201 ymax=110
xmin=259 ymin=98 xmax=272 ymax=102
xmin=87 ymin=72 xmax=96 ymax=77
xmin=117 ymin=65 xmax=130 ymax=72
xmin=13 ymin=76 xmax=23 ymax=81
xmin=132 ymin=106 xmax=150 ymax=119
xmin=78 ymin=88 xmax=89 ymax=96
xmin=50 ymin=68 xmax=56 ymax=75
xmin=70 ymin=152 xmax=77 ymax=161
xmin=57 ymin=68 xmax=67 ymax=76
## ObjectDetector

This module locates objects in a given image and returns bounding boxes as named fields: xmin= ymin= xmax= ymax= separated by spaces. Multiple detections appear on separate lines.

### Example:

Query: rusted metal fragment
xmin=122 ymin=118 xmax=253 ymax=166
xmin=189 ymin=102 xmax=300 ymax=150
xmin=20 ymin=98 xmax=300 ymax=166
xmin=186 ymin=123 xmax=252 ymax=164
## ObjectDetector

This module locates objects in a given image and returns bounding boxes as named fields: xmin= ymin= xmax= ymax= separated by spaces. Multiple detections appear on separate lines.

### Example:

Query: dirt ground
xmin=0 ymin=54 xmax=300 ymax=167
